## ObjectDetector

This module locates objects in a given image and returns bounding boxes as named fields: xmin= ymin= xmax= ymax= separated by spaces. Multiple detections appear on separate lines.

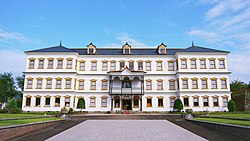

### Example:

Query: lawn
xmin=0 ymin=117 xmax=61 ymax=127
xmin=0 ymin=113 xmax=46 ymax=119
xmin=209 ymin=112 xmax=250 ymax=119
xmin=193 ymin=118 xmax=250 ymax=126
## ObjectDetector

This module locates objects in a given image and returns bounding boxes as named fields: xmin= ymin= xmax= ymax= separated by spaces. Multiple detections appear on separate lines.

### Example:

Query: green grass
xmin=0 ymin=113 xmax=46 ymax=119
xmin=193 ymin=118 xmax=250 ymax=126
xmin=209 ymin=112 xmax=250 ymax=118
xmin=0 ymin=118 xmax=61 ymax=127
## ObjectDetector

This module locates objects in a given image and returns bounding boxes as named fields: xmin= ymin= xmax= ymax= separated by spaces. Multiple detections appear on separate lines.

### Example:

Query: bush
xmin=173 ymin=98 xmax=183 ymax=112
xmin=10 ymin=108 xmax=22 ymax=114
xmin=6 ymin=99 xmax=17 ymax=113
xmin=185 ymin=108 xmax=193 ymax=114
xmin=0 ymin=108 xmax=8 ymax=113
xmin=16 ymin=98 xmax=22 ymax=108
xmin=77 ymin=98 xmax=85 ymax=109
xmin=228 ymin=100 xmax=236 ymax=112
xmin=69 ymin=108 xmax=74 ymax=114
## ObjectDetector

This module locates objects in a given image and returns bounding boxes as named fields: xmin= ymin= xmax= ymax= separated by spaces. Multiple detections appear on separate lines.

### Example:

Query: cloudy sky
xmin=0 ymin=0 xmax=249 ymax=83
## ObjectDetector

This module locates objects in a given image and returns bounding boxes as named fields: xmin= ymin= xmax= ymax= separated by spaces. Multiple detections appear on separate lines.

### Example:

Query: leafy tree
xmin=228 ymin=100 xmax=236 ymax=112
xmin=173 ymin=98 xmax=183 ymax=112
xmin=77 ymin=98 xmax=85 ymax=113
xmin=0 ymin=72 xmax=18 ymax=103
xmin=230 ymin=79 xmax=248 ymax=92
xmin=6 ymin=98 xmax=17 ymax=112
xmin=16 ymin=74 xmax=25 ymax=91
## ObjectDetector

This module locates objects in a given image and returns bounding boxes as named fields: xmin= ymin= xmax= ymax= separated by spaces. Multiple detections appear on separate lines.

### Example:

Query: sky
xmin=0 ymin=0 xmax=250 ymax=83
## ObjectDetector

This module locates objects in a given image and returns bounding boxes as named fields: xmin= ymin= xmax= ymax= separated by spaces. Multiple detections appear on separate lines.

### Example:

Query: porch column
xmin=111 ymin=96 xmax=113 ymax=111
xmin=140 ymin=96 xmax=142 ymax=111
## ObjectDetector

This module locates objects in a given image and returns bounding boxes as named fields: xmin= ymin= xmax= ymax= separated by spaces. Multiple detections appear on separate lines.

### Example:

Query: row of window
xmin=24 ymin=95 xmax=229 ymax=108
xmin=28 ymin=57 xmax=226 ymax=71
xmin=181 ymin=77 xmax=228 ymax=89
xmin=180 ymin=57 xmax=225 ymax=69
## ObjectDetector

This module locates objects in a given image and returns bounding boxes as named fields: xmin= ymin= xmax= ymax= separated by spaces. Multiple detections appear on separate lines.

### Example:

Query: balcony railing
xmin=111 ymin=87 xmax=142 ymax=94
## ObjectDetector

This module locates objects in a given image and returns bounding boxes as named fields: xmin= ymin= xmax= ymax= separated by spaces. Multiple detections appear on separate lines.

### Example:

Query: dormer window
xmin=87 ymin=42 xmax=97 ymax=54
xmin=157 ymin=43 xmax=167 ymax=54
xmin=122 ymin=42 xmax=131 ymax=54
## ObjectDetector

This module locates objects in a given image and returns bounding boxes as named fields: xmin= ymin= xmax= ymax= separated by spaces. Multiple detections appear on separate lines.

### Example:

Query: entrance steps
xmin=123 ymin=110 xmax=131 ymax=115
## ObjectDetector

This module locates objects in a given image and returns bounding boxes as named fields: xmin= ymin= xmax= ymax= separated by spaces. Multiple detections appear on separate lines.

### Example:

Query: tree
xmin=6 ymin=98 xmax=17 ymax=112
xmin=228 ymin=100 xmax=236 ymax=112
xmin=230 ymin=79 xmax=248 ymax=92
xmin=0 ymin=72 xmax=18 ymax=103
xmin=77 ymin=98 xmax=85 ymax=113
xmin=16 ymin=74 xmax=25 ymax=91
xmin=173 ymin=98 xmax=183 ymax=112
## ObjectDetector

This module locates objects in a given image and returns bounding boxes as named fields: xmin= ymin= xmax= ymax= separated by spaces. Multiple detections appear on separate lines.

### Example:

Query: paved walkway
xmin=46 ymin=120 xmax=207 ymax=141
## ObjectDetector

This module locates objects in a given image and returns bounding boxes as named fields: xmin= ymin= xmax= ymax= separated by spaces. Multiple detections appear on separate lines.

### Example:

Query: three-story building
xmin=22 ymin=42 xmax=231 ymax=112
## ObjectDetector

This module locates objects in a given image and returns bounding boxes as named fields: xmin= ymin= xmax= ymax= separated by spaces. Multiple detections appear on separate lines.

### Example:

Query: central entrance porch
xmin=122 ymin=99 xmax=132 ymax=110
xmin=112 ymin=95 xmax=142 ymax=111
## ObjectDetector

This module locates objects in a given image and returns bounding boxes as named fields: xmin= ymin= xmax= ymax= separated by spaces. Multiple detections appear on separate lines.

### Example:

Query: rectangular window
xmin=192 ymin=80 xmax=198 ymax=89
xmin=35 ymin=97 xmax=41 ymax=106
xmin=169 ymin=81 xmax=175 ymax=90
xmin=46 ymin=79 xmax=52 ymax=89
xmin=147 ymin=98 xmax=152 ymax=107
xmin=89 ymin=48 xmax=94 ymax=54
xmin=202 ymin=80 xmax=207 ymax=89
xmin=102 ymin=62 xmax=108 ymax=71
xmin=158 ymin=99 xmax=163 ymax=107
xmin=67 ymin=60 xmax=72 ymax=69
xmin=221 ymin=80 xmax=227 ymax=89
xmin=203 ymin=98 xmax=209 ymax=106
xmin=157 ymin=81 xmax=163 ymax=90
xmin=184 ymin=98 xmax=189 ymax=106
xmin=125 ymin=48 xmax=129 ymax=54
xmin=37 ymin=79 xmax=43 ymax=89
xmin=146 ymin=62 xmax=151 ymax=71
xmin=101 ymin=98 xmax=107 ymax=107
xmin=115 ymin=98 xmax=120 ymax=107
xmin=80 ymin=62 xmax=85 ymax=71
xmin=182 ymin=80 xmax=188 ymax=89
xmin=57 ymin=60 xmax=63 ymax=69
xmin=168 ymin=62 xmax=174 ymax=71
xmin=56 ymin=79 xmax=62 ymax=89
xmin=91 ymin=81 xmax=96 ymax=90
xmin=65 ymin=97 xmax=70 ymax=107
xmin=211 ymin=80 xmax=217 ymax=89
xmin=120 ymin=62 xmax=125 ymax=70
xmin=170 ymin=98 xmax=175 ymax=107
xmin=55 ymin=97 xmax=60 ymax=107
xmin=219 ymin=60 xmax=225 ymax=69
xmin=90 ymin=98 xmax=96 ymax=107
xmin=79 ymin=81 xmax=84 ymax=90
xmin=160 ymin=48 xmax=165 ymax=54
xmin=91 ymin=62 xmax=97 ymax=71
xmin=133 ymin=98 xmax=139 ymax=107
xmin=27 ymin=79 xmax=33 ymax=89
xmin=38 ymin=60 xmax=44 ymax=69
xmin=65 ymin=80 xmax=71 ymax=89
xmin=157 ymin=62 xmax=162 ymax=71
xmin=45 ymin=97 xmax=50 ymax=106
xmin=48 ymin=60 xmax=53 ymax=69
xmin=223 ymin=98 xmax=228 ymax=107
xmin=190 ymin=60 xmax=196 ymax=69
xmin=102 ymin=81 xmax=107 ymax=90
xmin=138 ymin=62 xmax=143 ymax=70
xmin=146 ymin=81 xmax=152 ymax=90
xmin=200 ymin=60 xmax=206 ymax=69
xmin=181 ymin=60 xmax=187 ymax=69
xmin=29 ymin=60 xmax=35 ymax=69
xmin=210 ymin=60 xmax=216 ymax=69
xmin=213 ymin=97 xmax=219 ymax=106
xmin=26 ymin=97 xmax=31 ymax=106
xmin=129 ymin=62 xmax=134 ymax=70
xmin=193 ymin=97 xmax=199 ymax=106
xmin=110 ymin=62 xmax=116 ymax=71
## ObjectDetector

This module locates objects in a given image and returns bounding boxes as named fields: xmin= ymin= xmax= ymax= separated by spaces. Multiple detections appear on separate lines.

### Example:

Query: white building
xmin=22 ymin=42 xmax=231 ymax=112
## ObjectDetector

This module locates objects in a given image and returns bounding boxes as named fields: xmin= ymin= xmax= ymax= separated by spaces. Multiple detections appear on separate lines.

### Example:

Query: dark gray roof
xmin=25 ymin=45 xmax=75 ymax=53
xmin=25 ymin=45 xmax=229 ymax=55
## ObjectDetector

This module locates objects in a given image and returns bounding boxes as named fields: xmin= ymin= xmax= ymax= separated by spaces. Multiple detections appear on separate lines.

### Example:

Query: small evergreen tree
xmin=228 ymin=100 xmax=236 ymax=112
xmin=6 ymin=98 xmax=17 ymax=113
xmin=77 ymin=98 xmax=85 ymax=113
xmin=173 ymin=98 xmax=183 ymax=112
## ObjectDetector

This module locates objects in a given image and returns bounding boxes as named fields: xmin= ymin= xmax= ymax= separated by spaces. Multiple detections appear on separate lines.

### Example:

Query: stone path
xmin=46 ymin=120 xmax=207 ymax=141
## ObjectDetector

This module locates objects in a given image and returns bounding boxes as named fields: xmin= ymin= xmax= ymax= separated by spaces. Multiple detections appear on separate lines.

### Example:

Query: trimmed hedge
xmin=228 ymin=100 xmax=236 ymax=112
xmin=173 ymin=98 xmax=183 ymax=112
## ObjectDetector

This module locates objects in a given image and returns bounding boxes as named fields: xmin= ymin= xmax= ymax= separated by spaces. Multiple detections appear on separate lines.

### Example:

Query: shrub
xmin=0 ymin=108 xmax=8 ymax=113
xmin=69 ymin=108 xmax=74 ymax=114
xmin=228 ymin=100 xmax=236 ymax=112
xmin=185 ymin=108 xmax=193 ymax=114
xmin=10 ymin=108 xmax=22 ymax=114
xmin=16 ymin=98 xmax=22 ymax=108
xmin=6 ymin=99 xmax=17 ymax=113
xmin=77 ymin=98 xmax=85 ymax=109
xmin=173 ymin=98 xmax=183 ymax=112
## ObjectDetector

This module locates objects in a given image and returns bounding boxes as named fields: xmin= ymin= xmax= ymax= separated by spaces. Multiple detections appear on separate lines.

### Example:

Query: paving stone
xmin=46 ymin=120 xmax=207 ymax=141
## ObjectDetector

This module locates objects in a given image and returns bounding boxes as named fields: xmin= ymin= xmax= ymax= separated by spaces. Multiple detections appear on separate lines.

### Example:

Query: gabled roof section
xmin=178 ymin=45 xmax=230 ymax=53
xmin=25 ymin=45 xmax=75 ymax=53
